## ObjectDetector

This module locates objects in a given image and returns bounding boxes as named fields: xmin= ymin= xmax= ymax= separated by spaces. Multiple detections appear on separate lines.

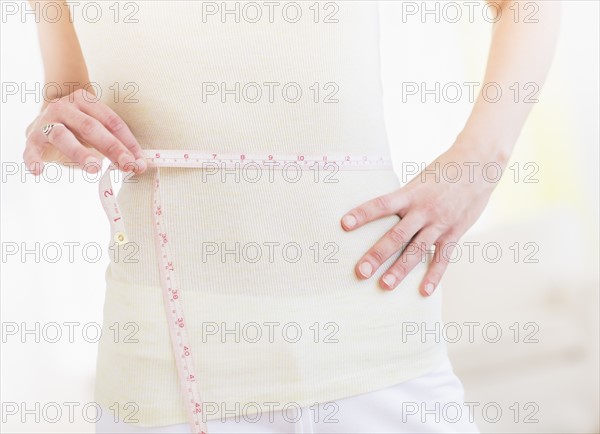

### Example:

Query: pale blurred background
xmin=1 ymin=1 xmax=598 ymax=433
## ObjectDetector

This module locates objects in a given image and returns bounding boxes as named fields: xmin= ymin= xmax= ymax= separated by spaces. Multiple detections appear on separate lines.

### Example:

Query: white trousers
xmin=96 ymin=356 xmax=479 ymax=434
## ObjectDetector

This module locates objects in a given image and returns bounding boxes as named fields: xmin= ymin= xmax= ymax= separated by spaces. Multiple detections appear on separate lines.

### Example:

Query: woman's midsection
xmin=101 ymin=166 xmax=444 ymax=374
xmin=107 ymin=167 xmax=433 ymax=298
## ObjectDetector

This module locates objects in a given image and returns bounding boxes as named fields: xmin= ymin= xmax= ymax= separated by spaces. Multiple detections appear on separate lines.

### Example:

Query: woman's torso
xmin=75 ymin=0 xmax=409 ymax=295
xmin=72 ymin=1 xmax=445 ymax=425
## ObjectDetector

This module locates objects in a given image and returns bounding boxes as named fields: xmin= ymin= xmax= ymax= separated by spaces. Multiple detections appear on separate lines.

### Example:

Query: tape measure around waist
xmin=99 ymin=149 xmax=393 ymax=245
xmin=145 ymin=149 xmax=393 ymax=169
xmin=97 ymin=149 xmax=392 ymax=434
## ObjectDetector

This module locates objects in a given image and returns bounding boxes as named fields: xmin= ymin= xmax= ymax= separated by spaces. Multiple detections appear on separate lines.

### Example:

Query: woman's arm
xmin=28 ymin=0 xmax=89 ymax=109
xmin=341 ymin=0 xmax=562 ymax=295
xmin=24 ymin=0 xmax=146 ymax=175
xmin=456 ymin=0 xmax=562 ymax=164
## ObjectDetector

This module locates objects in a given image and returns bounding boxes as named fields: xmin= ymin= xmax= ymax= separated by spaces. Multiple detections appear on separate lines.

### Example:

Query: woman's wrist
xmin=451 ymin=130 xmax=514 ymax=170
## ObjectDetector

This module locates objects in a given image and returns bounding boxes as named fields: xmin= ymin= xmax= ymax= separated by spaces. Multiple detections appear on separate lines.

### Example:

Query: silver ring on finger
xmin=42 ymin=122 xmax=66 ymax=137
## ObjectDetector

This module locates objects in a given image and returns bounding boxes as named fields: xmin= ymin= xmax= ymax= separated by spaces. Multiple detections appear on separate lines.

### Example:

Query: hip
xmin=95 ymin=353 xmax=478 ymax=434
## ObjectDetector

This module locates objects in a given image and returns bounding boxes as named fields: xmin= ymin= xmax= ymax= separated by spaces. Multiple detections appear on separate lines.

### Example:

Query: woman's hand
xmin=341 ymin=142 xmax=503 ymax=297
xmin=23 ymin=88 xmax=147 ymax=175
xmin=340 ymin=0 xmax=562 ymax=297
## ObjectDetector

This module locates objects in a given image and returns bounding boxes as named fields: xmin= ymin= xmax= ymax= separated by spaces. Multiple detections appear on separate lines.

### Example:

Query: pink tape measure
xmin=98 ymin=149 xmax=392 ymax=434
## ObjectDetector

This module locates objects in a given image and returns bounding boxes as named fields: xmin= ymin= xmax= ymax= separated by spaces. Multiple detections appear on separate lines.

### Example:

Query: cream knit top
xmin=73 ymin=0 xmax=446 ymax=426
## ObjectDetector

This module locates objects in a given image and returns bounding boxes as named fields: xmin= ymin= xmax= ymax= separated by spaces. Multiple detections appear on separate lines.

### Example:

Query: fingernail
xmin=424 ymin=283 xmax=435 ymax=295
xmin=118 ymin=154 xmax=134 ymax=169
xmin=382 ymin=274 xmax=396 ymax=288
xmin=135 ymin=158 xmax=147 ymax=171
xmin=28 ymin=161 xmax=43 ymax=175
xmin=359 ymin=262 xmax=373 ymax=278
xmin=84 ymin=157 xmax=101 ymax=172
xmin=343 ymin=214 xmax=357 ymax=229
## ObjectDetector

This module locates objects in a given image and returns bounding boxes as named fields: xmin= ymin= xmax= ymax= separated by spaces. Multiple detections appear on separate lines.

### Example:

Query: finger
xmin=355 ymin=212 xmax=424 ymax=279
xmin=74 ymin=90 xmax=147 ymax=172
xmin=380 ymin=227 xmax=440 ymax=290
xmin=23 ymin=138 xmax=46 ymax=176
xmin=420 ymin=237 xmax=457 ymax=297
xmin=53 ymin=103 xmax=137 ymax=172
xmin=25 ymin=114 xmax=41 ymax=138
xmin=341 ymin=189 xmax=412 ymax=231
xmin=42 ymin=123 xmax=102 ymax=173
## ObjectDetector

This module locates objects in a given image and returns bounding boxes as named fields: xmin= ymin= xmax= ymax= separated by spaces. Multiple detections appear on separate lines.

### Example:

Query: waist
xmin=118 ymin=165 xmax=400 ymax=229
xmin=109 ymin=168 xmax=408 ymax=294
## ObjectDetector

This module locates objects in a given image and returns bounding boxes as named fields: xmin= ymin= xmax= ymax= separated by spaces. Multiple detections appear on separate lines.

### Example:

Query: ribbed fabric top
xmin=74 ymin=0 xmax=389 ymax=154
xmin=73 ymin=1 xmax=446 ymax=426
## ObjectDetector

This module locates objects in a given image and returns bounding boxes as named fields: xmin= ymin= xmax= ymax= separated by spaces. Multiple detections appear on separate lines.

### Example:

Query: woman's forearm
xmin=30 ymin=0 xmax=90 ymax=110
xmin=455 ymin=0 xmax=562 ymax=166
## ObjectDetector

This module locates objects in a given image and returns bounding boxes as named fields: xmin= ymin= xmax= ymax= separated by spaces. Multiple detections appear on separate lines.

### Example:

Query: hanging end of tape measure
xmin=113 ymin=231 xmax=128 ymax=245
